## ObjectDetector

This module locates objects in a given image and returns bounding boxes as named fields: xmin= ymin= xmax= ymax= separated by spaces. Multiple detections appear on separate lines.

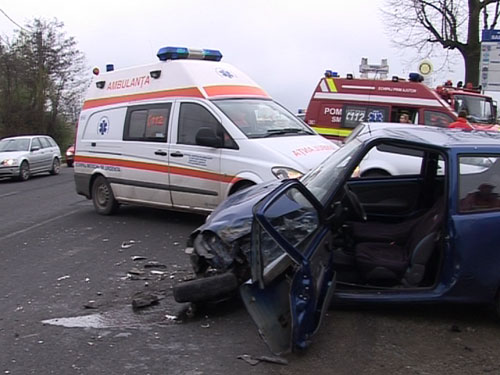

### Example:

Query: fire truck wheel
xmin=92 ymin=175 xmax=119 ymax=215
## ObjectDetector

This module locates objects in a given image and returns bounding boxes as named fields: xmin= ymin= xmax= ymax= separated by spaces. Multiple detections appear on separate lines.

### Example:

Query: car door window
xmin=39 ymin=137 xmax=51 ymax=148
xmin=458 ymin=155 xmax=500 ymax=213
xmin=31 ymin=138 xmax=42 ymax=150
xmin=178 ymin=103 xmax=234 ymax=148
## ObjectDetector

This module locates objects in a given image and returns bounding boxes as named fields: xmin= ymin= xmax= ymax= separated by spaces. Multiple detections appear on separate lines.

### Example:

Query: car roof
xmin=1 ymin=135 xmax=49 ymax=141
xmin=355 ymin=123 xmax=500 ymax=149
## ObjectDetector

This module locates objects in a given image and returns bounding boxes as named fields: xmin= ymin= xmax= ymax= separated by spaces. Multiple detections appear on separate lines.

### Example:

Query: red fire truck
xmin=304 ymin=70 xmax=498 ymax=141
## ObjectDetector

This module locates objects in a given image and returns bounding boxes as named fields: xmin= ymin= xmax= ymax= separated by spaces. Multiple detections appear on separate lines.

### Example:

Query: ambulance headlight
xmin=272 ymin=167 xmax=303 ymax=180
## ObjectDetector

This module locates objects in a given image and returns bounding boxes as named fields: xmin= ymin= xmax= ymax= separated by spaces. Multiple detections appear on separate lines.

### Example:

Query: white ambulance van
xmin=74 ymin=46 xmax=337 ymax=215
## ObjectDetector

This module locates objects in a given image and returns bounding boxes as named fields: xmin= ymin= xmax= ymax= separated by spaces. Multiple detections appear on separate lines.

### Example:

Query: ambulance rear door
xmin=168 ymin=100 xmax=226 ymax=212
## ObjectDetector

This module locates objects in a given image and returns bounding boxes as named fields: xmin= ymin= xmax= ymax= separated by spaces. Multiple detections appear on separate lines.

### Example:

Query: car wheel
xmin=92 ymin=176 xmax=119 ymax=215
xmin=173 ymin=272 xmax=239 ymax=303
xmin=50 ymin=158 xmax=60 ymax=175
xmin=18 ymin=161 xmax=30 ymax=181
xmin=361 ymin=169 xmax=391 ymax=178
xmin=66 ymin=161 xmax=73 ymax=168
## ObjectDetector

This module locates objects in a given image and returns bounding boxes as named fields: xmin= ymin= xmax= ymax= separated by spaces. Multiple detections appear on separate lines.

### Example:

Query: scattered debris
xmin=84 ymin=300 xmax=98 ymax=309
xmin=144 ymin=261 xmax=167 ymax=269
xmin=201 ymin=323 xmax=210 ymax=328
xmin=127 ymin=268 xmax=145 ymax=276
xmin=131 ymin=291 xmax=159 ymax=309
xmin=149 ymin=270 xmax=167 ymax=276
xmin=57 ymin=275 xmax=70 ymax=281
xmin=131 ymin=255 xmax=147 ymax=261
xmin=121 ymin=240 xmax=136 ymax=249
xmin=237 ymin=354 xmax=288 ymax=366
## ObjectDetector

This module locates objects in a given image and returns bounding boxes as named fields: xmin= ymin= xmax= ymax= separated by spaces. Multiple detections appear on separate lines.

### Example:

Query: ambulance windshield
xmin=214 ymin=99 xmax=315 ymax=139
xmin=454 ymin=95 xmax=495 ymax=124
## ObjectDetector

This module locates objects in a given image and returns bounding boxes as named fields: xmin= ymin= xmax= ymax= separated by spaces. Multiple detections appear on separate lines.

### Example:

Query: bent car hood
xmin=249 ymin=135 xmax=337 ymax=172
xmin=194 ymin=179 xmax=283 ymax=244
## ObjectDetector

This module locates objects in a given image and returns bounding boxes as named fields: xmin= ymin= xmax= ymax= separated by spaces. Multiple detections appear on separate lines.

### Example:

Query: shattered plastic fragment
xmin=57 ymin=275 xmax=70 ymax=281
xmin=144 ymin=261 xmax=167 ymax=269
xmin=121 ymin=240 xmax=135 ymax=249
xmin=131 ymin=256 xmax=147 ymax=261
xmin=127 ymin=268 xmax=144 ymax=275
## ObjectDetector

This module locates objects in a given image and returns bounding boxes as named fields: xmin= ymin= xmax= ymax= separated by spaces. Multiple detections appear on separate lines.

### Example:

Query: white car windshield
xmin=213 ymin=99 xmax=315 ymax=139
xmin=0 ymin=139 xmax=30 ymax=152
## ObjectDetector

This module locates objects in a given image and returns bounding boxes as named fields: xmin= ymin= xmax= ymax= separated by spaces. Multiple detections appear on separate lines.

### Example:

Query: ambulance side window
xmin=178 ymin=103 xmax=235 ymax=148
xmin=424 ymin=111 xmax=453 ymax=128
xmin=124 ymin=104 xmax=171 ymax=141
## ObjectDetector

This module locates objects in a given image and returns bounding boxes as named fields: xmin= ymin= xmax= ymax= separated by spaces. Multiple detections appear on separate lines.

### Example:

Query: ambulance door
xmin=168 ymin=101 xmax=223 ymax=211
xmin=115 ymin=103 xmax=172 ymax=207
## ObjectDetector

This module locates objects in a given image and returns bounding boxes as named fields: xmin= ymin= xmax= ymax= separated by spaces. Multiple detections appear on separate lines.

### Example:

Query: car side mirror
xmin=195 ymin=127 xmax=222 ymax=148
xmin=31 ymin=146 xmax=40 ymax=152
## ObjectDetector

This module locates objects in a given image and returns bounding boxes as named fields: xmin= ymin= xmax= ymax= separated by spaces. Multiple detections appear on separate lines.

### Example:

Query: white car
xmin=0 ymin=135 xmax=62 ymax=181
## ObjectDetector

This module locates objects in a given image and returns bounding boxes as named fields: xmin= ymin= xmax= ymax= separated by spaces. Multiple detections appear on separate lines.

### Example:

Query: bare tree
xmin=383 ymin=0 xmax=500 ymax=86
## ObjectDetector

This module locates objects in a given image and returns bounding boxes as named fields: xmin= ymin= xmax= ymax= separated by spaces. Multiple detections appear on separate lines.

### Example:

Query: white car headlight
xmin=272 ymin=167 xmax=303 ymax=180
xmin=1 ymin=158 xmax=18 ymax=166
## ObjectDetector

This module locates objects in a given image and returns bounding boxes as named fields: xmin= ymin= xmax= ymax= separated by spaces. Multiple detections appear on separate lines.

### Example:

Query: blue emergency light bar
xmin=157 ymin=47 xmax=223 ymax=62
xmin=324 ymin=70 xmax=339 ymax=78
xmin=409 ymin=73 xmax=424 ymax=82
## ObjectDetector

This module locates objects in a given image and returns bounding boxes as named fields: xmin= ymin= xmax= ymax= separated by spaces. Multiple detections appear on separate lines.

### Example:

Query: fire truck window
xmin=124 ymin=104 xmax=171 ymax=141
xmin=342 ymin=105 xmax=388 ymax=128
xmin=424 ymin=111 xmax=453 ymax=128
xmin=179 ymin=103 xmax=233 ymax=147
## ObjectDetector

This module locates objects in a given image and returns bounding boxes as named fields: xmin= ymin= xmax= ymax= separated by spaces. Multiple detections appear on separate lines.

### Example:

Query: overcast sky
xmin=1 ymin=0 xmax=468 ymax=112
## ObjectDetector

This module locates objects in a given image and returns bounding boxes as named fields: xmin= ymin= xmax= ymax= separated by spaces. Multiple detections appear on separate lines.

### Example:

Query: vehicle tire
xmin=50 ymin=158 xmax=60 ymax=175
xmin=230 ymin=181 xmax=255 ymax=195
xmin=495 ymin=289 xmax=500 ymax=319
xmin=173 ymin=272 xmax=239 ymax=303
xmin=18 ymin=161 xmax=30 ymax=181
xmin=92 ymin=176 xmax=119 ymax=215
xmin=66 ymin=160 xmax=73 ymax=168
xmin=361 ymin=169 xmax=391 ymax=178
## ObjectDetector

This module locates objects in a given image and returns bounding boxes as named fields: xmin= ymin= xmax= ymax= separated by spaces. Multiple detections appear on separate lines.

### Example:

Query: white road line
xmin=0 ymin=192 xmax=17 ymax=198
xmin=0 ymin=208 xmax=82 ymax=241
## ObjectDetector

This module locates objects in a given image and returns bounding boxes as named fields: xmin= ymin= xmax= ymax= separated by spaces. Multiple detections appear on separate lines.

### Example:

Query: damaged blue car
xmin=174 ymin=124 xmax=500 ymax=354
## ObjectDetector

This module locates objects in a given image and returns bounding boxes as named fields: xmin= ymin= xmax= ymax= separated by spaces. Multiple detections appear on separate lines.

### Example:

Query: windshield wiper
xmin=263 ymin=128 xmax=311 ymax=137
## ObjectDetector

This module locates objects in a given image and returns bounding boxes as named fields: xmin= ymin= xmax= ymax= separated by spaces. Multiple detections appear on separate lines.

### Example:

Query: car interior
xmin=329 ymin=141 xmax=447 ymax=290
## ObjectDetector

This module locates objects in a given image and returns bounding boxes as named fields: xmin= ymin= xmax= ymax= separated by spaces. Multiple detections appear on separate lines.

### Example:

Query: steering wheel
xmin=344 ymin=185 xmax=367 ymax=222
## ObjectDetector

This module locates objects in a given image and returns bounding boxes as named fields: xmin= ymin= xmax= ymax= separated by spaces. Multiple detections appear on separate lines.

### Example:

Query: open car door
xmin=240 ymin=179 xmax=336 ymax=354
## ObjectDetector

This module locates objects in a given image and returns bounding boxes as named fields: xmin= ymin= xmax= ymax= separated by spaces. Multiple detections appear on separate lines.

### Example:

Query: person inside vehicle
xmin=399 ymin=113 xmax=411 ymax=123
xmin=449 ymin=110 xmax=473 ymax=130
xmin=460 ymin=182 xmax=500 ymax=211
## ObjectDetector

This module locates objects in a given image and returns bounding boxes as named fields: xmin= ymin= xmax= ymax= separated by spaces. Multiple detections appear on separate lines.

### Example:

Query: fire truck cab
xmin=305 ymin=60 xmax=498 ymax=141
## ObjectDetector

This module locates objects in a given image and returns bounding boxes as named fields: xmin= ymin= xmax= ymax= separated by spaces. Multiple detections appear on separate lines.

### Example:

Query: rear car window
xmin=458 ymin=155 xmax=500 ymax=213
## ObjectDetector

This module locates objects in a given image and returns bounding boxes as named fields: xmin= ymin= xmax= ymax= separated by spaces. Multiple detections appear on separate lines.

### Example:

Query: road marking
xmin=0 ymin=208 xmax=82 ymax=241
xmin=0 ymin=192 xmax=17 ymax=198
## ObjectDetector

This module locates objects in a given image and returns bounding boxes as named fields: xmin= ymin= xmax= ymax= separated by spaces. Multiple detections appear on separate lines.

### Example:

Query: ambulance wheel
xmin=92 ymin=176 xmax=118 ymax=215
xmin=173 ymin=273 xmax=239 ymax=303
xmin=230 ymin=181 xmax=254 ymax=195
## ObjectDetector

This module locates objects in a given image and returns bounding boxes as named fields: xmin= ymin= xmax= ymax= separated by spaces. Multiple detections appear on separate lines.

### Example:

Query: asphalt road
xmin=1 ymin=168 xmax=500 ymax=375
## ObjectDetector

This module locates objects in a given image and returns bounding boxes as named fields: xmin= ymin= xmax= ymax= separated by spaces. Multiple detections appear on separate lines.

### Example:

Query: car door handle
xmin=170 ymin=151 xmax=183 ymax=157
xmin=155 ymin=150 xmax=167 ymax=156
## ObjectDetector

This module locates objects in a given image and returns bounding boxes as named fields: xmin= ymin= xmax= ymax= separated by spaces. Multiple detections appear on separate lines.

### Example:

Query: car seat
xmin=354 ymin=198 xmax=444 ymax=286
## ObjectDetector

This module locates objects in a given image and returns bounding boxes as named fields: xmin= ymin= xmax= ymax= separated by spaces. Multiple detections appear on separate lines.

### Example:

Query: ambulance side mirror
xmin=195 ymin=127 xmax=222 ymax=148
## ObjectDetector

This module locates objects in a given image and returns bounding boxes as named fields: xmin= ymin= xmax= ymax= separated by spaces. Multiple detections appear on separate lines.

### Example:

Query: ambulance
xmin=305 ymin=69 xmax=498 ymax=141
xmin=74 ymin=46 xmax=336 ymax=215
